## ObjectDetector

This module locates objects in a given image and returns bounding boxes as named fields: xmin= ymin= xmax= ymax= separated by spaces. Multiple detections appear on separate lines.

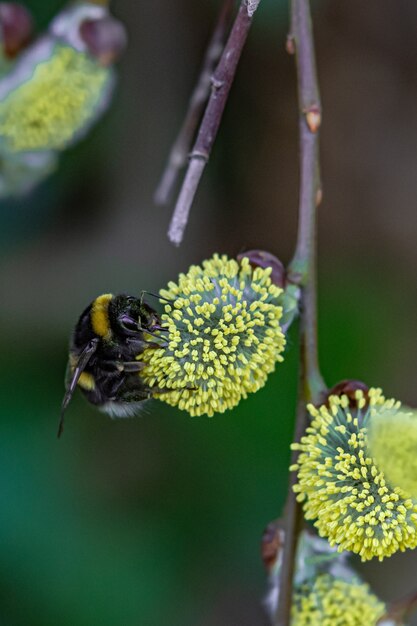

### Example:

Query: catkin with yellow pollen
xmin=141 ymin=254 xmax=286 ymax=417
xmin=0 ymin=43 xmax=110 ymax=152
xmin=291 ymin=575 xmax=386 ymax=626
xmin=367 ymin=407 xmax=417 ymax=499
xmin=291 ymin=388 xmax=417 ymax=561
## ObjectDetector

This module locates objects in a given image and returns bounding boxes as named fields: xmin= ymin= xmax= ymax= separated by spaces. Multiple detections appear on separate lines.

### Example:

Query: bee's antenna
xmin=58 ymin=339 xmax=99 ymax=439
xmin=139 ymin=290 xmax=174 ymax=305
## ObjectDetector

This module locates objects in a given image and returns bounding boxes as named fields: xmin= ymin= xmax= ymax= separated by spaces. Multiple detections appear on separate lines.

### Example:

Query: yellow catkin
xmin=141 ymin=254 xmax=286 ymax=416
xmin=291 ymin=389 xmax=417 ymax=561
xmin=368 ymin=408 xmax=417 ymax=499
xmin=292 ymin=575 xmax=385 ymax=626
xmin=0 ymin=44 xmax=110 ymax=152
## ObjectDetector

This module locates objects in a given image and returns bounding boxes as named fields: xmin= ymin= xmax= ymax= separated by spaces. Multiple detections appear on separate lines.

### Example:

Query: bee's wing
xmin=58 ymin=338 xmax=99 ymax=438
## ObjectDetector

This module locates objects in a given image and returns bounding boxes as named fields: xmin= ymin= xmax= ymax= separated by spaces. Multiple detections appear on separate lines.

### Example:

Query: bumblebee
xmin=59 ymin=293 xmax=163 ymax=438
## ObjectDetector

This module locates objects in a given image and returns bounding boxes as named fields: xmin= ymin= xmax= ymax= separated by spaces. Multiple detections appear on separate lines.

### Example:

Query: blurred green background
xmin=1 ymin=1 xmax=417 ymax=624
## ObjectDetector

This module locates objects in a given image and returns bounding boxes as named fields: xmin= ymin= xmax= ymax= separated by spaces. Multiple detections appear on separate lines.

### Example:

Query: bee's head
xmin=109 ymin=295 xmax=159 ymax=337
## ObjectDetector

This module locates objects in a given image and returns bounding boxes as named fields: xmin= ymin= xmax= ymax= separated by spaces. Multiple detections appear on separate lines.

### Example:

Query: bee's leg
xmin=58 ymin=338 xmax=99 ymax=438
xmin=146 ymin=387 xmax=166 ymax=395
xmin=150 ymin=385 xmax=197 ymax=394
xmin=113 ymin=361 xmax=146 ymax=373
xmin=117 ymin=385 xmax=158 ymax=402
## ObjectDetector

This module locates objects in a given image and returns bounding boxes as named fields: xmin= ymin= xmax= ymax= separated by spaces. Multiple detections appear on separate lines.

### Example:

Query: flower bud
xmin=50 ymin=3 xmax=107 ymax=53
xmin=0 ymin=2 xmax=33 ymax=58
xmin=237 ymin=249 xmax=285 ymax=287
xmin=261 ymin=521 xmax=283 ymax=573
xmin=236 ymin=250 xmax=300 ymax=331
xmin=324 ymin=379 xmax=369 ymax=408
xmin=80 ymin=16 xmax=127 ymax=66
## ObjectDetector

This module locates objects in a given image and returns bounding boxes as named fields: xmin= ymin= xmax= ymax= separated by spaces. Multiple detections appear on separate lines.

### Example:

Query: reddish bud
xmin=305 ymin=105 xmax=321 ymax=133
xmin=261 ymin=521 xmax=284 ymax=572
xmin=79 ymin=15 xmax=127 ymax=66
xmin=324 ymin=379 xmax=370 ymax=409
xmin=0 ymin=2 xmax=33 ymax=58
xmin=237 ymin=250 xmax=286 ymax=288
xmin=286 ymin=34 xmax=295 ymax=55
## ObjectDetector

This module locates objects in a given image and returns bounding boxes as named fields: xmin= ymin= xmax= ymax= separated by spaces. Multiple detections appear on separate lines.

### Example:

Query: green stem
xmin=287 ymin=0 xmax=325 ymax=404
xmin=301 ymin=242 xmax=325 ymax=404
xmin=274 ymin=359 xmax=308 ymax=626
xmin=275 ymin=2 xmax=326 ymax=624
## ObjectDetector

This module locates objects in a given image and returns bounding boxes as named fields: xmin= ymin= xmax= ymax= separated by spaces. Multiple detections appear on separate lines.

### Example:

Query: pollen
xmin=291 ymin=388 xmax=417 ymax=561
xmin=292 ymin=575 xmax=385 ymax=626
xmin=141 ymin=254 xmax=286 ymax=416
xmin=0 ymin=44 xmax=110 ymax=152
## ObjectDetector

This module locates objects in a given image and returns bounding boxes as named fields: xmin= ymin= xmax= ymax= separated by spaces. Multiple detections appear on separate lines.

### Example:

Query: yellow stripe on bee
xmin=91 ymin=293 xmax=113 ymax=340
xmin=78 ymin=372 xmax=96 ymax=391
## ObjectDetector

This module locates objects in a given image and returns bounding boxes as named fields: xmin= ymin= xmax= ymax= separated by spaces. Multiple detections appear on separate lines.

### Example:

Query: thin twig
xmin=154 ymin=0 xmax=235 ymax=206
xmin=378 ymin=588 xmax=417 ymax=625
xmin=275 ymin=2 xmax=325 ymax=625
xmin=168 ymin=0 xmax=261 ymax=246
